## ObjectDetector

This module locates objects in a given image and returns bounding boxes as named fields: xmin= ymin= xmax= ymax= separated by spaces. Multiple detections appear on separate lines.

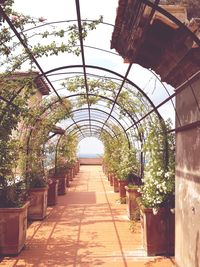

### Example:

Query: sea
xmin=77 ymin=153 xmax=103 ymax=158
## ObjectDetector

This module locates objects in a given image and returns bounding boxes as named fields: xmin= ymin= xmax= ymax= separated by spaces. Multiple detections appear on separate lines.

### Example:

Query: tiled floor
xmin=0 ymin=165 xmax=175 ymax=267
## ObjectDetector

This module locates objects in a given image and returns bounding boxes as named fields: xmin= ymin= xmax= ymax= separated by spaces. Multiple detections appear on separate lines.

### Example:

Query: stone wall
xmin=175 ymin=72 xmax=200 ymax=267
xmin=79 ymin=158 xmax=102 ymax=165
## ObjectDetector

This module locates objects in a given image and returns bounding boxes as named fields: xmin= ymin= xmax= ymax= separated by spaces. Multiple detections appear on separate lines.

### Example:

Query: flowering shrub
xmin=101 ymin=125 xmax=140 ymax=180
xmin=139 ymin=118 xmax=175 ymax=209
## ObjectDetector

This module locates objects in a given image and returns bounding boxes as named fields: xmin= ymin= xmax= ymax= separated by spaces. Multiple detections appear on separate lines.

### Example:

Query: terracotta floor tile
xmin=0 ymin=165 xmax=175 ymax=267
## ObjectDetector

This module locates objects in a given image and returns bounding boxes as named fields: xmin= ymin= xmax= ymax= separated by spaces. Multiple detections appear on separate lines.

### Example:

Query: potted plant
xmin=117 ymin=146 xmax=140 ymax=202
xmin=125 ymin=173 xmax=141 ymax=220
xmin=26 ymin=168 xmax=48 ymax=220
xmin=53 ymin=162 xmax=68 ymax=196
xmin=113 ymin=174 xmax=119 ymax=192
xmin=138 ymin=118 xmax=175 ymax=256
xmin=47 ymin=177 xmax=58 ymax=206
xmin=54 ymin=133 xmax=78 ymax=190
xmin=0 ymin=173 xmax=29 ymax=255
xmin=0 ymin=76 xmax=32 ymax=255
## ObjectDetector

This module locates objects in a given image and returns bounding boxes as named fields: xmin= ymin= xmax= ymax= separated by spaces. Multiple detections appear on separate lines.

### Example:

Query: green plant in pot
xmin=22 ymin=96 xmax=73 ymax=185
xmin=27 ymin=168 xmax=47 ymax=189
xmin=25 ymin=159 xmax=48 ymax=220
xmin=138 ymin=118 xmax=175 ymax=256
xmin=0 ymin=72 xmax=35 ymax=255
xmin=117 ymin=145 xmax=140 ymax=201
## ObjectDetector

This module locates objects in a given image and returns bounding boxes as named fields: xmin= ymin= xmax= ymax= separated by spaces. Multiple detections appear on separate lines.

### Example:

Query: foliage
xmin=21 ymin=97 xmax=72 ymax=188
xmin=56 ymin=133 xmax=78 ymax=171
xmin=101 ymin=125 xmax=140 ymax=181
xmin=0 ymin=77 xmax=35 ymax=207
xmin=139 ymin=118 xmax=175 ymax=209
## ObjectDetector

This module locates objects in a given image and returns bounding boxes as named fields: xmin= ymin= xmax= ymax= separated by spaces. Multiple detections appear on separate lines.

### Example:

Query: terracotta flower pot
xmin=47 ymin=180 xmax=58 ymax=206
xmin=109 ymin=174 xmax=114 ymax=186
xmin=68 ymin=168 xmax=73 ymax=181
xmin=113 ymin=176 xmax=119 ymax=192
xmin=66 ymin=173 xmax=70 ymax=187
xmin=125 ymin=186 xmax=141 ymax=220
xmin=28 ymin=187 xmax=48 ymax=220
xmin=57 ymin=177 xmax=67 ymax=195
xmin=140 ymin=207 xmax=175 ymax=256
xmin=0 ymin=201 xmax=29 ymax=255
xmin=53 ymin=172 xmax=67 ymax=195
xmin=118 ymin=179 xmax=128 ymax=199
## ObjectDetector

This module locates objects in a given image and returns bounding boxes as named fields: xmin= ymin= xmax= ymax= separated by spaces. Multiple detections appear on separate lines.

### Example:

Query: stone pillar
xmin=175 ymin=72 xmax=200 ymax=267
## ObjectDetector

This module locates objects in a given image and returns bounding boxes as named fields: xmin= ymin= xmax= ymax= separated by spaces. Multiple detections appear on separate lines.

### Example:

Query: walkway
xmin=0 ymin=166 xmax=175 ymax=267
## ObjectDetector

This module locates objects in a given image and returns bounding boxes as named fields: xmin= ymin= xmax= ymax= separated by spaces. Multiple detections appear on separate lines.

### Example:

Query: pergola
xmin=0 ymin=1 xmax=199 ymax=266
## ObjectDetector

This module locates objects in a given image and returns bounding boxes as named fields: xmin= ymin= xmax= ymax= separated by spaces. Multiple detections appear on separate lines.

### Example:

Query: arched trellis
xmin=43 ymin=71 xmax=158 ymax=135
xmin=53 ymin=124 xmax=113 ymax=171
xmin=63 ymin=119 xmax=120 ymax=139
xmin=0 ymin=0 xmax=199 ymax=182
xmin=36 ymin=64 xmax=164 ymax=125
xmin=34 ymin=65 xmax=167 ymax=150
xmin=19 ymin=92 xmax=135 ymax=147
xmin=67 ymin=107 xmax=131 ymax=144
xmin=0 ymin=1 xmax=199 ymax=134
xmin=0 ymin=11 xmax=190 ymax=142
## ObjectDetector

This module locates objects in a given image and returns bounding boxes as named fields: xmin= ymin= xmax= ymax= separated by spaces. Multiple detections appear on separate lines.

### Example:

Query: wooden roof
xmin=111 ymin=0 xmax=200 ymax=87
xmin=51 ymin=126 xmax=65 ymax=135
xmin=8 ymin=71 xmax=50 ymax=95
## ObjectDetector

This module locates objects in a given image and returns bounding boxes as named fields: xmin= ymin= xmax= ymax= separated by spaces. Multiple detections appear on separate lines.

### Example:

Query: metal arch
xmin=54 ymin=124 xmax=108 ymax=168
xmin=45 ymin=86 xmax=136 ymax=130
xmin=18 ymin=90 xmax=138 ymax=146
xmin=67 ymin=93 xmax=142 ymax=141
xmin=6 ymin=20 xmax=114 ymax=43
xmin=99 ymin=63 xmax=138 ymax=134
xmin=66 ymin=107 xmax=131 ymax=144
xmin=64 ymin=118 xmax=120 ymax=139
xmin=69 ymin=125 xmax=114 ymax=140
xmin=45 ymin=72 xmax=155 ymax=135
xmin=71 ymin=103 xmax=137 ymax=145
xmin=36 ymin=65 xmax=163 ymax=120
xmin=77 ymin=134 xmax=102 ymax=142
xmin=36 ymin=63 xmax=164 ymax=142
xmin=25 ymin=91 xmax=141 ymax=144
xmin=43 ymin=69 xmax=181 ymax=129
xmin=48 ymin=93 xmax=142 ymax=143
xmin=75 ymin=0 xmax=91 ymax=135
xmin=47 ymin=72 xmax=154 ymax=128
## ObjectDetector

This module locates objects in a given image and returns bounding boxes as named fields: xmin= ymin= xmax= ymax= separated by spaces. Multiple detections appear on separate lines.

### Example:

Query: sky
xmin=11 ymin=0 xmax=176 ymax=156
xmin=78 ymin=137 xmax=104 ymax=156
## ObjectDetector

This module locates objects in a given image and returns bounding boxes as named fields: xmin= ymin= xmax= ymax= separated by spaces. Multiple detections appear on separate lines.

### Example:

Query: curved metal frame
xmin=0 ymin=0 xmax=199 ymax=158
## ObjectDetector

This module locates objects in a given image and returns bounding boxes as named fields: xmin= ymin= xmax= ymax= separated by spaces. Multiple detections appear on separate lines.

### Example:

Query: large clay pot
xmin=57 ymin=177 xmax=67 ymax=195
xmin=53 ymin=171 xmax=67 ymax=195
xmin=0 ymin=201 xmax=29 ymax=255
xmin=113 ymin=176 xmax=119 ymax=192
xmin=125 ymin=186 xmax=141 ymax=220
xmin=47 ymin=180 xmax=58 ymax=206
xmin=109 ymin=173 xmax=114 ymax=186
xmin=68 ymin=168 xmax=73 ymax=181
xmin=74 ymin=161 xmax=79 ymax=175
xmin=28 ymin=187 xmax=48 ymax=220
xmin=66 ymin=173 xmax=70 ymax=187
xmin=140 ymin=207 xmax=175 ymax=256
xmin=118 ymin=179 xmax=128 ymax=199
